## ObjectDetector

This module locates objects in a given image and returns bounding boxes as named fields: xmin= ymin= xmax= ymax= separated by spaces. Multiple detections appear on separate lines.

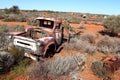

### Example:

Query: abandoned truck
xmin=9 ymin=17 xmax=64 ymax=61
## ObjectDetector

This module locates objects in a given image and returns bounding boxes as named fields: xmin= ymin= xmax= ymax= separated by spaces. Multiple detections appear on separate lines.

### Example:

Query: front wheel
xmin=45 ymin=44 xmax=56 ymax=58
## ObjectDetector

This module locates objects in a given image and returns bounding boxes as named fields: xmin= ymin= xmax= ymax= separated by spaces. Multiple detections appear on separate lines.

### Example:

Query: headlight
xmin=36 ymin=41 xmax=43 ymax=46
xmin=37 ymin=42 xmax=41 ymax=46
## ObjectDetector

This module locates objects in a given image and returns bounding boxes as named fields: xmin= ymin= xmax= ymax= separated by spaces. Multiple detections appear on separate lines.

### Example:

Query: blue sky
xmin=0 ymin=0 xmax=120 ymax=15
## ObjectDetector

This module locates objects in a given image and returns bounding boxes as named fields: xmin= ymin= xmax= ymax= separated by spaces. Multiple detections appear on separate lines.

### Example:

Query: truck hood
xmin=26 ymin=26 xmax=53 ymax=35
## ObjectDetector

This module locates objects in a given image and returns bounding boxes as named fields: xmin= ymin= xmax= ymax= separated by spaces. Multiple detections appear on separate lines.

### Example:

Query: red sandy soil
xmin=0 ymin=20 xmax=27 ymax=26
xmin=69 ymin=22 xmax=104 ymax=34
xmin=13 ymin=76 xmax=29 ymax=80
xmin=84 ymin=24 xmax=104 ymax=34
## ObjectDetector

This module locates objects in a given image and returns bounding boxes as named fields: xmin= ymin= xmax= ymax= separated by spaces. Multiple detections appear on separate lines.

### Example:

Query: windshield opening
xmin=38 ymin=19 xmax=54 ymax=29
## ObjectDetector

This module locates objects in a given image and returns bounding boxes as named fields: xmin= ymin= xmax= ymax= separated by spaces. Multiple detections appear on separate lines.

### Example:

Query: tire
xmin=45 ymin=44 xmax=56 ymax=58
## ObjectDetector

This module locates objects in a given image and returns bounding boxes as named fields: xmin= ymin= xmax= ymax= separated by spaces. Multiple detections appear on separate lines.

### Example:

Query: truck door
xmin=55 ymin=23 xmax=63 ymax=45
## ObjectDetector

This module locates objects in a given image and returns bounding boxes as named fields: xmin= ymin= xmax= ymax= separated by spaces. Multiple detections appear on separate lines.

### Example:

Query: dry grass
xmin=97 ymin=36 xmax=120 ymax=54
xmin=0 ymin=33 xmax=10 ymax=51
xmin=81 ymin=33 xmax=97 ymax=44
xmin=0 ymin=24 xmax=25 ymax=32
xmin=65 ymin=38 xmax=97 ymax=54
xmin=27 ymin=53 xmax=86 ymax=80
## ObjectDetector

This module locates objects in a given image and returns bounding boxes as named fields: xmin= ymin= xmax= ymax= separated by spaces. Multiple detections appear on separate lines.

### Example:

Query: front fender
xmin=43 ymin=42 xmax=56 ymax=56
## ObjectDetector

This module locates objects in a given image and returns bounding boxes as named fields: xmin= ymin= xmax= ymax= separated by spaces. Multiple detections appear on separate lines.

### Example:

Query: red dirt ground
xmin=0 ymin=20 xmax=27 ymax=26
xmin=84 ymin=24 xmax=104 ymax=34
xmin=69 ymin=22 xmax=104 ymax=34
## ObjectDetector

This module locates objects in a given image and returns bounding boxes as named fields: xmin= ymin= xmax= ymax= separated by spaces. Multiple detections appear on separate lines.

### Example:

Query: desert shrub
xmin=27 ymin=53 xmax=86 ymax=79
xmin=13 ymin=58 xmax=32 ymax=74
xmin=0 ymin=51 xmax=14 ymax=74
xmin=68 ymin=17 xmax=80 ymax=24
xmin=8 ymin=47 xmax=24 ymax=63
xmin=65 ymin=38 xmax=96 ymax=54
xmin=97 ymin=36 xmax=120 ymax=54
xmin=26 ymin=17 xmax=36 ymax=25
xmin=96 ymin=15 xmax=104 ymax=22
xmin=11 ymin=24 xmax=25 ymax=32
xmin=0 ymin=24 xmax=25 ymax=32
xmin=63 ymin=21 xmax=70 ymax=29
xmin=103 ymin=15 xmax=120 ymax=34
xmin=65 ymin=38 xmax=86 ymax=50
xmin=91 ymin=60 xmax=108 ymax=78
xmin=85 ymin=45 xmax=97 ymax=54
xmin=0 ymin=33 xmax=10 ymax=50
xmin=4 ymin=14 xmax=17 ymax=21
xmin=81 ymin=33 xmax=97 ymax=44
xmin=4 ymin=14 xmax=26 ymax=22
xmin=0 ymin=24 xmax=9 ymax=33
xmin=6 ymin=46 xmax=31 ymax=77
xmin=0 ymin=12 xmax=5 ymax=20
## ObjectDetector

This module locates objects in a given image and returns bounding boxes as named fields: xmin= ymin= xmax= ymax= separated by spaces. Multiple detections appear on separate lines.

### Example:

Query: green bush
xmin=8 ymin=47 xmax=24 ymax=63
xmin=0 ymin=51 xmax=14 ymax=74
xmin=103 ymin=15 xmax=120 ymax=34
xmin=91 ymin=60 xmax=108 ymax=78
xmin=13 ymin=58 xmax=32 ymax=74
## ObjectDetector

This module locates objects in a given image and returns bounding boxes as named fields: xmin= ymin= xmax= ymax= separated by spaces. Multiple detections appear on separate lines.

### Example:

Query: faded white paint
xmin=13 ymin=36 xmax=37 ymax=51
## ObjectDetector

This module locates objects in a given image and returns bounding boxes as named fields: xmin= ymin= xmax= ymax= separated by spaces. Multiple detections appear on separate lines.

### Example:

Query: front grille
xmin=17 ymin=41 xmax=31 ymax=46
xmin=13 ymin=37 xmax=37 ymax=52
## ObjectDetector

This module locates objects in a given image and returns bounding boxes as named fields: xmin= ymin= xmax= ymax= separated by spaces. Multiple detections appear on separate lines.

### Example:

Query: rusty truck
xmin=9 ymin=17 xmax=64 ymax=61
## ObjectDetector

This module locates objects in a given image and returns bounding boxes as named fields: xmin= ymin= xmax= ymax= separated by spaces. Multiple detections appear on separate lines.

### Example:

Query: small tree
xmin=103 ymin=15 xmax=120 ymax=34
xmin=5 ymin=5 xmax=20 ymax=14
xmin=10 ymin=5 xmax=20 ymax=14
